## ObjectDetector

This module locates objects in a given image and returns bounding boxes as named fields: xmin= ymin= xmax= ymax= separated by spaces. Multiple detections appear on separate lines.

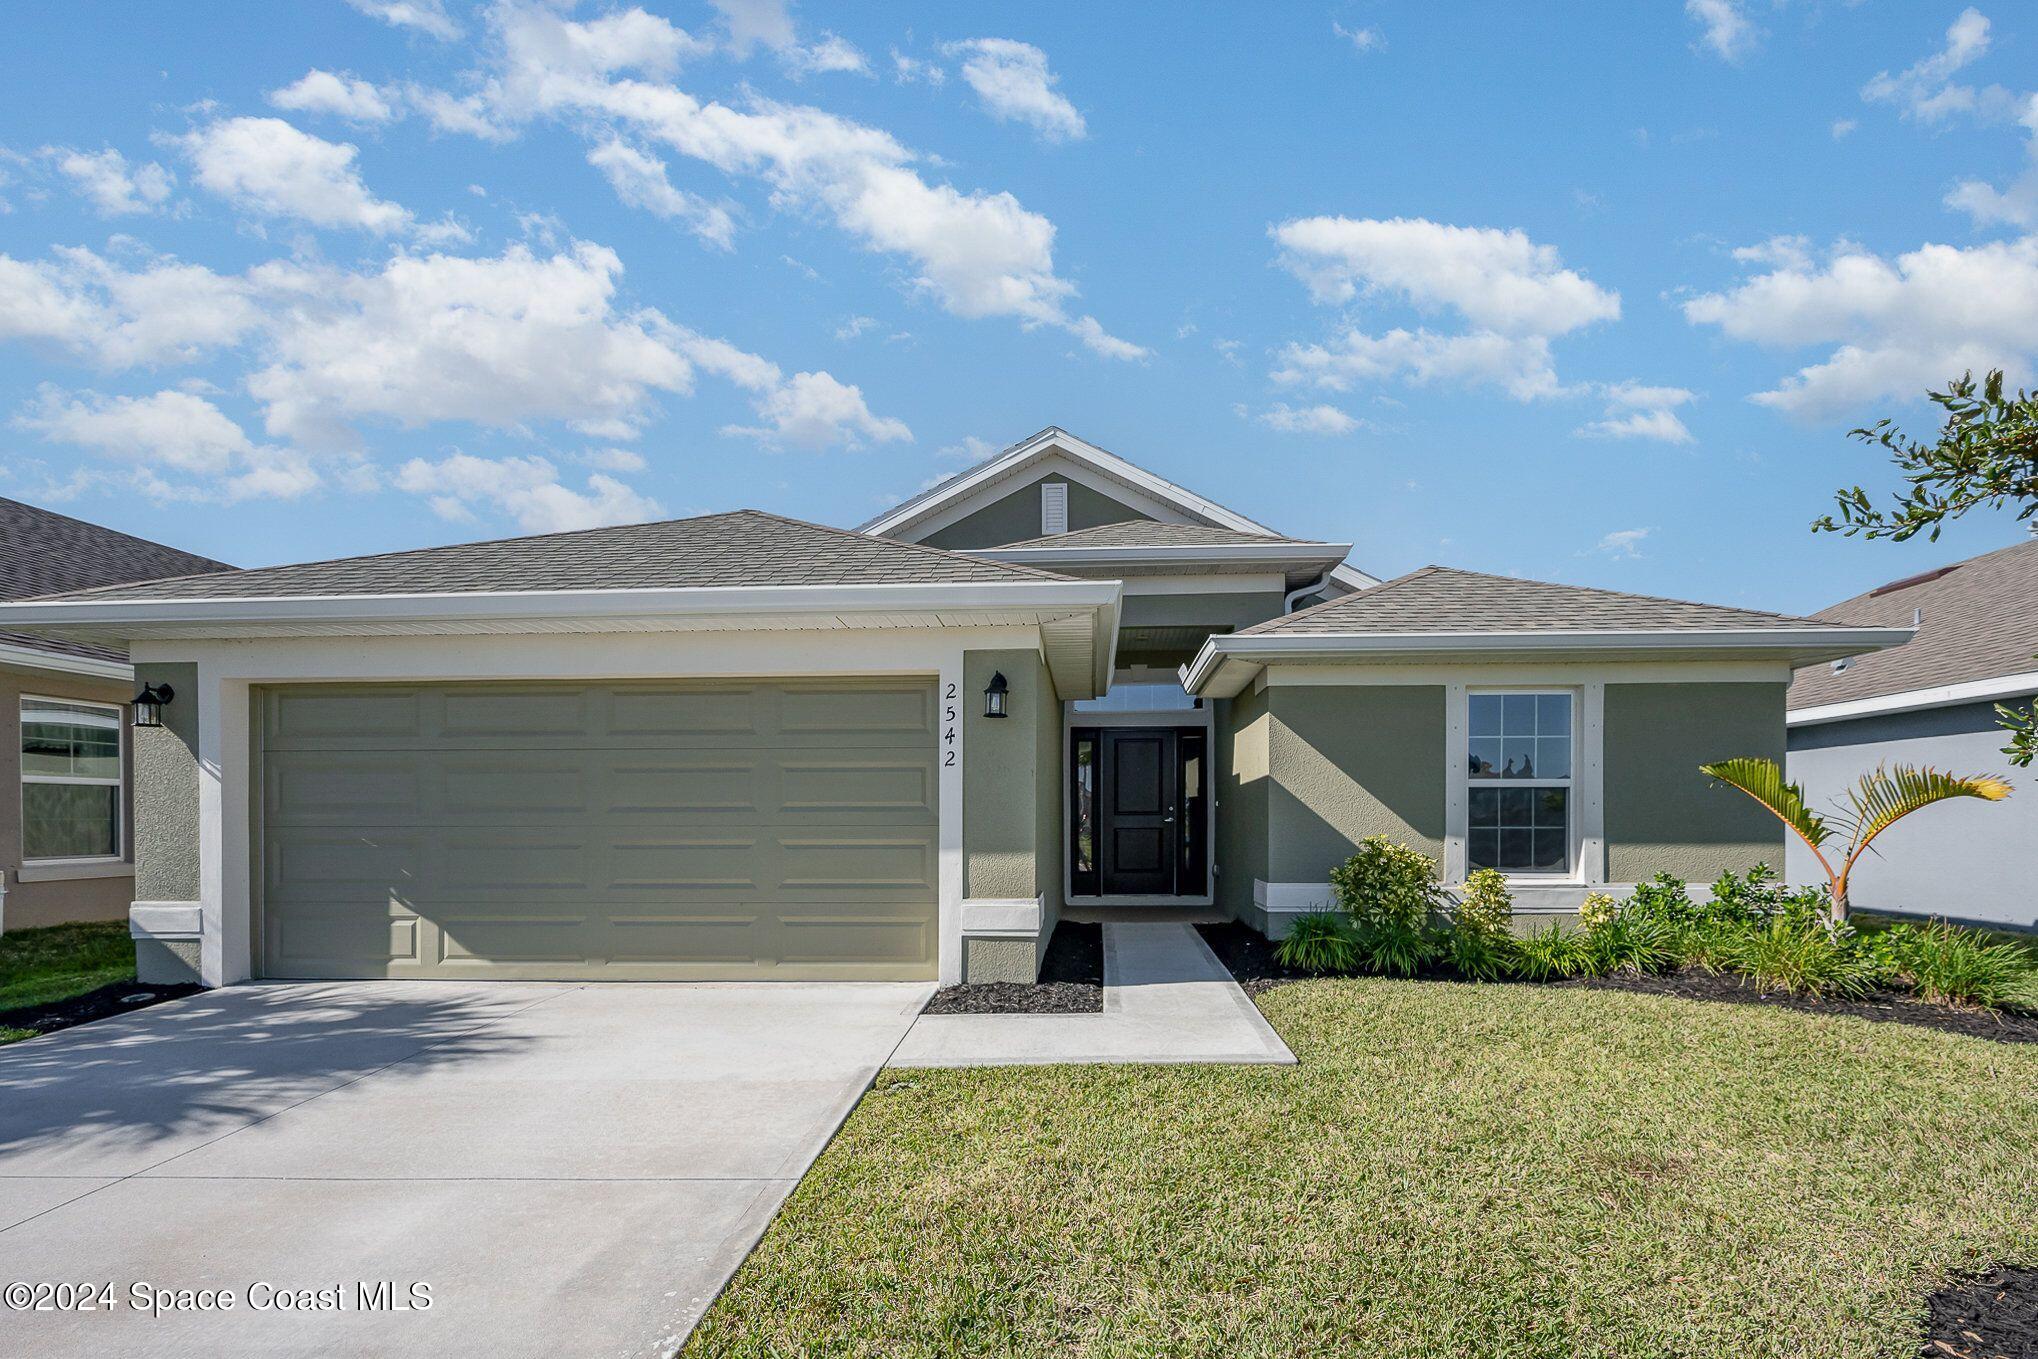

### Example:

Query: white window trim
xmin=20 ymin=694 xmax=126 ymax=866
xmin=1444 ymin=682 xmax=1605 ymax=888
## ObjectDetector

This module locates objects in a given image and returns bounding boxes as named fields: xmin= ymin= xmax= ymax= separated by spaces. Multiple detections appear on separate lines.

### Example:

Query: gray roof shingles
xmin=31 ymin=510 xmax=1073 ymax=605
xmin=1787 ymin=537 xmax=2038 ymax=710
xmin=1239 ymin=565 xmax=1862 ymax=636
xmin=993 ymin=521 xmax=1339 ymax=550
xmin=0 ymin=497 xmax=232 ymax=663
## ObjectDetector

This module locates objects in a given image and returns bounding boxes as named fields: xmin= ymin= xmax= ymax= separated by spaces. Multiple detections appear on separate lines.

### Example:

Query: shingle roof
xmin=1239 ymin=565 xmax=1853 ymax=636
xmin=0 ymin=497 xmax=232 ymax=663
xmin=31 ymin=510 xmax=1072 ymax=604
xmin=1787 ymin=537 xmax=2038 ymax=710
xmin=993 ymin=521 xmax=1338 ymax=550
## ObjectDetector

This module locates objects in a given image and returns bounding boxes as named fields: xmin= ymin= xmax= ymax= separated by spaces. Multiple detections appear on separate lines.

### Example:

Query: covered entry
xmin=257 ymin=678 xmax=939 ymax=980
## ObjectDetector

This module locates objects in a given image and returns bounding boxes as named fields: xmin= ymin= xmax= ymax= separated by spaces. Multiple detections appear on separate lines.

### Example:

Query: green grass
xmin=686 ymin=978 xmax=2038 ymax=1359
xmin=0 ymin=920 xmax=135 ymax=1041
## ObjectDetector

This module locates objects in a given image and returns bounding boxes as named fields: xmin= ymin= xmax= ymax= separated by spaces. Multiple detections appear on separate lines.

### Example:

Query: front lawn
xmin=0 ymin=920 xmax=136 ymax=1043
xmin=687 ymin=977 xmax=2038 ymax=1358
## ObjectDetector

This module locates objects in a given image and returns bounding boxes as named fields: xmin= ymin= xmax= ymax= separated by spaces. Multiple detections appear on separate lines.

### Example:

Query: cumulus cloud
xmin=1252 ymin=402 xmax=1361 ymax=436
xmin=268 ymin=69 xmax=402 ymax=123
xmin=891 ymin=49 xmax=945 ymax=85
xmin=176 ymin=117 xmax=412 ymax=234
xmin=0 ymin=245 xmax=260 ymax=367
xmin=395 ymin=451 xmax=663 ymax=532
xmin=1588 ymin=528 xmax=1651 ymax=559
xmin=943 ymin=38 xmax=1085 ymax=142
xmin=15 ymin=385 xmax=318 ymax=501
xmin=707 ymin=0 xmax=864 ymax=75
xmin=1576 ymin=382 xmax=1696 ymax=443
xmin=1686 ymin=0 xmax=1756 ymax=62
xmin=1683 ymin=234 xmax=2038 ymax=417
xmin=414 ymin=2 xmax=1140 ymax=359
xmin=344 ymin=0 xmax=459 ymax=40
xmin=1861 ymin=8 xmax=2002 ymax=124
xmin=47 ymin=147 xmax=174 ymax=216
xmin=586 ymin=138 xmax=736 ymax=248
xmin=672 ymin=329 xmax=909 ymax=449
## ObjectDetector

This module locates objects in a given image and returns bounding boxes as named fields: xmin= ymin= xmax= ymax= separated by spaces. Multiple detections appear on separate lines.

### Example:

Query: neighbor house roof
xmin=1787 ymin=537 xmax=2038 ymax=724
xmin=1182 ymin=565 xmax=1912 ymax=697
xmin=0 ymin=496 xmax=231 ymax=672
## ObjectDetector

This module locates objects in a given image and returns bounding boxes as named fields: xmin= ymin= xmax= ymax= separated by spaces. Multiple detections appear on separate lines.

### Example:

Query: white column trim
xmin=195 ymin=661 xmax=227 ymax=987
xmin=937 ymin=655 xmax=964 ymax=985
xmin=1442 ymin=681 xmax=1467 ymax=881
xmin=1580 ymin=680 xmax=1607 ymax=885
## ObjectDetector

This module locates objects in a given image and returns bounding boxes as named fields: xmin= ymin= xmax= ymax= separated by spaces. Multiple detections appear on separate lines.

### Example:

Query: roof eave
xmin=0 ymin=639 xmax=132 ymax=683
xmin=973 ymin=542 xmax=1353 ymax=569
xmin=1787 ymin=666 xmax=2038 ymax=727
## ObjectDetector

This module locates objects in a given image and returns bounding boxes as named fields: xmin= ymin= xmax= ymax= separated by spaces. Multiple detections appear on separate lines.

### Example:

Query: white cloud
xmin=1274 ymin=328 xmax=1564 ymax=401
xmin=943 ymin=38 xmax=1085 ymax=143
xmin=1589 ymin=528 xmax=1651 ymax=559
xmin=420 ymin=2 xmax=1140 ymax=360
xmin=1861 ymin=8 xmax=2003 ymax=124
xmin=47 ymin=147 xmax=174 ymax=216
xmin=1831 ymin=118 xmax=1858 ymax=140
xmin=586 ymin=138 xmax=736 ymax=248
xmin=344 ymin=0 xmax=459 ymax=40
xmin=0 ymin=245 xmax=259 ymax=367
xmin=1333 ymin=22 xmax=1383 ymax=54
xmin=707 ymin=0 xmax=865 ymax=75
xmin=1686 ymin=0 xmax=1756 ymax=62
xmin=176 ymin=117 xmax=411 ymax=234
xmin=891 ymin=49 xmax=945 ymax=85
xmin=269 ymin=69 xmax=401 ymax=123
xmin=1733 ymin=234 xmax=1815 ymax=272
xmin=575 ymin=446 xmax=647 ymax=472
xmin=1256 ymin=402 xmax=1360 ymax=435
xmin=1683 ymin=234 xmax=2038 ymax=417
xmin=937 ymin=434 xmax=996 ymax=461
xmin=670 ymin=329 xmax=909 ymax=449
xmin=395 ymin=452 xmax=662 ymax=532
xmin=835 ymin=314 xmax=877 ymax=340
xmin=15 ymin=385 xmax=319 ymax=501
xmin=1576 ymin=408 xmax=1695 ymax=444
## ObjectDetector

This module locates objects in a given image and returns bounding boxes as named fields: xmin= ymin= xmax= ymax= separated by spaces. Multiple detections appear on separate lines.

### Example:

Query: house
xmin=0 ymin=429 xmax=1910 ymax=986
xmin=1786 ymin=537 xmax=2038 ymax=931
xmin=0 ymin=498 xmax=231 ymax=934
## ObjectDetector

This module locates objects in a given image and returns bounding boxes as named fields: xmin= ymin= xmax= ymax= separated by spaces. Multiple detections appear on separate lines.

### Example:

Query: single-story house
xmin=1786 ymin=536 xmax=2038 ymax=931
xmin=0 ymin=428 xmax=1910 ymax=986
xmin=0 ymin=497 xmax=230 ymax=934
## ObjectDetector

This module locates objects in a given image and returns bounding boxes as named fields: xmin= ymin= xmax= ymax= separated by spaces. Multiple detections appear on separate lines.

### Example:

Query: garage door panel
xmin=259 ymin=678 xmax=938 ymax=980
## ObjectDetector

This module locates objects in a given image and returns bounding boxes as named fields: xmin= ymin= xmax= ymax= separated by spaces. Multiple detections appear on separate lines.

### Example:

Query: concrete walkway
xmin=889 ymin=922 xmax=1295 ymax=1068
xmin=0 ymin=979 xmax=930 ymax=1359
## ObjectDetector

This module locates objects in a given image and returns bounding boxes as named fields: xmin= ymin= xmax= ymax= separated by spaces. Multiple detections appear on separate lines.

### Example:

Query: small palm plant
xmin=1699 ymin=757 xmax=2010 ymax=923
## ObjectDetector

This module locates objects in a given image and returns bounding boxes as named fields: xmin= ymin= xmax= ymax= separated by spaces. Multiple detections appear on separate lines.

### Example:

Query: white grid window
xmin=1465 ymin=691 xmax=1572 ymax=874
xmin=21 ymin=697 xmax=123 ymax=861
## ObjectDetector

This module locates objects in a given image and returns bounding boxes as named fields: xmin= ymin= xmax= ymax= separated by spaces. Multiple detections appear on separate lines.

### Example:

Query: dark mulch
xmin=1197 ymin=921 xmax=2038 ymax=1045
xmin=0 ymin=980 xmax=203 ymax=1040
xmin=1922 ymin=1264 xmax=2038 ymax=1359
xmin=923 ymin=921 xmax=1103 ymax=1015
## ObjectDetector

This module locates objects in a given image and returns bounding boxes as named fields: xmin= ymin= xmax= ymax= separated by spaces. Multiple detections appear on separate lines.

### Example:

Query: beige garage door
xmin=257 ymin=679 xmax=938 ymax=980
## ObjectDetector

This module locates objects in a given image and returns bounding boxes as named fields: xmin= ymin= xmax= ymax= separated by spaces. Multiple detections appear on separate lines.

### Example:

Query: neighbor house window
xmin=21 ymin=697 xmax=123 ymax=861
xmin=1466 ymin=691 xmax=1572 ymax=875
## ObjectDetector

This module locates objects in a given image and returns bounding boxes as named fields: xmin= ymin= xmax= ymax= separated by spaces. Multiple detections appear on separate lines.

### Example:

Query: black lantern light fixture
xmin=131 ymin=683 xmax=174 ymax=728
xmin=983 ymin=671 xmax=1009 ymax=719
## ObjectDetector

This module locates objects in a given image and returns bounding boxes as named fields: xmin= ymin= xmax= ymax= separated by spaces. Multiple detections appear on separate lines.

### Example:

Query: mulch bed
xmin=0 ymin=980 xmax=203 ymax=1041
xmin=923 ymin=921 xmax=1103 ymax=1015
xmin=1922 ymin=1264 xmax=2038 ymax=1358
xmin=1195 ymin=922 xmax=2038 ymax=1045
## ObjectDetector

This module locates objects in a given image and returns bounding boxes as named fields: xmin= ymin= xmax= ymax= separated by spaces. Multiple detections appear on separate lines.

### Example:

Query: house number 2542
xmin=942 ymin=682 xmax=958 ymax=766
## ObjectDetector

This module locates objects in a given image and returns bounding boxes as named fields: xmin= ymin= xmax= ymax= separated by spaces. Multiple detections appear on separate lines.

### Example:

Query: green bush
xmin=1273 ymin=912 xmax=1361 ymax=975
xmin=1577 ymin=892 xmax=1619 ymax=932
xmin=1330 ymin=836 xmax=1444 ymax=933
xmin=1356 ymin=918 xmax=1435 ymax=978
xmin=1452 ymin=869 xmax=1514 ymax=936
xmin=1875 ymin=922 xmax=2034 ymax=1010
xmin=1706 ymin=863 xmax=1829 ymax=928
xmin=1623 ymin=872 xmax=1699 ymax=929
xmin=1719 ymin=918 xmax=1875 ymax=998
xmin=1440 ymin=924 xmax=1514 ymax=982
xmin=1513 ymin=925 xmax=1596 ymax=981
xmin=1585 ymin=911 xmax=1676 ymax=975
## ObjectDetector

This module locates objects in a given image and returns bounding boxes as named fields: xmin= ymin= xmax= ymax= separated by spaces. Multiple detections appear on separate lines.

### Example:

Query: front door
xmin=1099 ymin=728 xmax=1178 ymax=896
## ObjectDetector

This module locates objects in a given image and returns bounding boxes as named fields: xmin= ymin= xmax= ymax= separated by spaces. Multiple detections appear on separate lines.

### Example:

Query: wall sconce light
xmin=131 ymin=682 xmax=175 ymax=728
xmin=983 ymin=671 xmax=1009 ymax=719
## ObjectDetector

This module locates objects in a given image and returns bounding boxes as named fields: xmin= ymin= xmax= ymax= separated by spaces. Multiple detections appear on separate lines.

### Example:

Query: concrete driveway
xmin=0 ymin=979 xmax=930 ymax=1358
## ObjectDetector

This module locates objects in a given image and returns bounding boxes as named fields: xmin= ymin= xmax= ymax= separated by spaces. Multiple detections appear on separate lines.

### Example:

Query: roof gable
xmin=993 ymin=522 xmax=1312 ymax=549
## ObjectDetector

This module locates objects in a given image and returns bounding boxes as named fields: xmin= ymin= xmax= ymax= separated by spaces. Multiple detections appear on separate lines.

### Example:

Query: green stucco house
xmin=0 ymin=428 xmax=1909 ymax=987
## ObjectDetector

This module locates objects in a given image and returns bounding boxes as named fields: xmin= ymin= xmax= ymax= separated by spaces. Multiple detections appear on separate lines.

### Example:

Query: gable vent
xmin=1040 ymin=481 xmax=1069 ymax=535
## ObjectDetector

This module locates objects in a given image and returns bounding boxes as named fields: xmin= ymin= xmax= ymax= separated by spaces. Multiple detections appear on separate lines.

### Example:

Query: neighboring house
xmin=1786 ymin=537 xmax=2038 ymax=931
xmin=0 ymin=429 xmax=1909 ymax=987
xmin=0 ymin=498 xmax=231 ymax=935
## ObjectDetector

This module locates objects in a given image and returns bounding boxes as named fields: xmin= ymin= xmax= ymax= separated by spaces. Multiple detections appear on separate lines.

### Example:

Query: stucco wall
xmin=1216 ymin=689 xmax=1269 ymax=919
xmin=0 ymin=665 xmax=134 ymax=932
xmin=1031 ymin=647 xmax=1063 ymax=967
xmin=132 ymin=661 xmax=200 ymax=904
xmin=922 ymin=474 xmax=1150 ymax=550
xmin=1787 ymin=699 xmax=2036 ymax=930
xmin=1267 ymin=684 xmax=1447 ymax=881
xmin=1118 ymin=591 xmax=1289 ymax=634
xmin=961 ymin=648 xmax=1060 ymax=981
xmin=1604 ymin=682 xmax=1785 ymax=883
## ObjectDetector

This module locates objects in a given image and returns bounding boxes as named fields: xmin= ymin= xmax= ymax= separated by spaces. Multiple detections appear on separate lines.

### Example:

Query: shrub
xmin=1453 ymin=869 xmax=1514 ymax=936
xmin=1720 ymin=918 xmax=1875 ymax=998
xmin=1585 ymin=911 xmax=1676 ymax=975
xmin=1330 ymin=836 xmax=1445 ymax=933
xmin=1707 ymin=863 xmax=1829 ymax=928
xmin=1577 ymin=892 xmax=1620 ymax=933
xmin=1513 ymin=925 xmax=1595 ymax=981
xmin=1624 ymin=873 xmax=1699 ymax=929
xmin=1440 ymin=923 xmax=1515 ymax=982
xmin=1355 ymin=917 xmax=1434 ymax=978
xmin=1274 ymin=912 xmax=1360 ymax=975
xmin=1878 ymin=922 xmax=2034 ymax=1010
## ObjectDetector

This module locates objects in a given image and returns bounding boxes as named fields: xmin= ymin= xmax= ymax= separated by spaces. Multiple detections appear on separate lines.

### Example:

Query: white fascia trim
xmin=974 ymin=542 xmax=1353 ymax=568
xmin=1787 ymin=668 xmax=2038 ymax=727
xmin=0 ymin=640 xmax=131 ymax=682
xmin=0 ymin=578 xmax=1126 ymax=635
xmin=1183 ymin=627 xmax=1915 ymax=697
xmin=1328 ymin=563 xmax=1382 ymax=591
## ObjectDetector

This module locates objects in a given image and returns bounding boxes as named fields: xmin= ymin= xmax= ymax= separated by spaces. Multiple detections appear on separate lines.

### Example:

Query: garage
xmin=257 ymin=678 xmax=939 ymax=980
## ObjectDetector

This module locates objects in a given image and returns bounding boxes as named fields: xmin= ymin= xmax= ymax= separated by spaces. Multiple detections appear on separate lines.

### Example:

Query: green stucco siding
xmin=1216 ymin=689 xmax=1269 ymax=918
xmin=1032 ymin=647 xmax=1063 ymax=968
xmin=922 ymin=475 xmax=1151 ymax=550
xmin=1604 ymin=682 xmax=1786 ymax=882
xmin=133 ymin=661 xmax=200 ymax=904
xmin=1267 ymin=685 xmax=1446 ymax=882
xmin=1118 ymin=591 xmax=1289 ymax=634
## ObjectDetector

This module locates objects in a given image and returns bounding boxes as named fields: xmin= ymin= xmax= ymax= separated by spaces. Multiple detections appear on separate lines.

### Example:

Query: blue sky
xmin=2 ymin=1 xmax=2035 ymax=614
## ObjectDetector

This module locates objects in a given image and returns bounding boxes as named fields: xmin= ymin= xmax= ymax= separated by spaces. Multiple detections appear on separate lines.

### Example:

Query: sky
xmin=2 ymin=0 xmax=2036 ymax=615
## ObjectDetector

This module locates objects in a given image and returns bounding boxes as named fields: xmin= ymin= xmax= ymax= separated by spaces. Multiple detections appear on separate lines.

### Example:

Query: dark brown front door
xmin=1099 ymin=729 xmax=1178 ymax=896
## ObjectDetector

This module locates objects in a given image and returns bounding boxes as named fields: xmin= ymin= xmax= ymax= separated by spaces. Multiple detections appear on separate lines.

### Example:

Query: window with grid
xmin=1465 ymin=691 xmax=1572 ymax=874
xmin=21 ymin=697 xmax=123 ymax=861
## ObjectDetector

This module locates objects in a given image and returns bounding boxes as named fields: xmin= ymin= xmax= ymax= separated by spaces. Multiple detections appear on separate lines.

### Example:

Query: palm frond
xmin=1701 ymin=757 xmax=1832 ymax=848
xmin=1843 ymin=763 xmax=2012 ymax=857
